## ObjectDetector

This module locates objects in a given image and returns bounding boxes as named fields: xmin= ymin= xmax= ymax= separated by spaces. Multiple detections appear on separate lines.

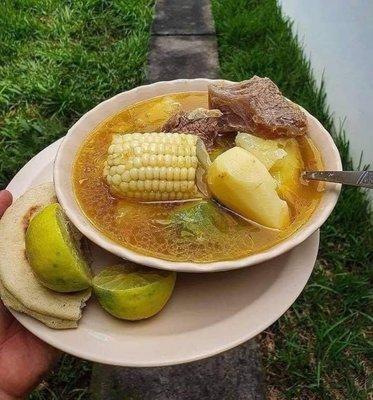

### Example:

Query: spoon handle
xmin=302 ymin=170 xmax=373 ymax=189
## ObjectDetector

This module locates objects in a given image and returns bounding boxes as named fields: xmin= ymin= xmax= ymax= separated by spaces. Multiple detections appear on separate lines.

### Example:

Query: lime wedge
xmin=93 ymin=265 xmax=176 ymax=320
xmin=25 ymin=203 xmax=91 ymax=292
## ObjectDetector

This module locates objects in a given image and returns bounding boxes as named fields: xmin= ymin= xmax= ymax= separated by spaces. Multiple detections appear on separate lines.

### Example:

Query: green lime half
xmin=93 ymin=264 xmax=176 ymax=320
xmin=25 ymin=203 xmax=91 ymax=292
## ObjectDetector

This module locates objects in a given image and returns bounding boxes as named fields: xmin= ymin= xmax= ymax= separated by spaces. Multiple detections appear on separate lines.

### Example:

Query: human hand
xmin=0 ymin=190 xmax=59 ymax=400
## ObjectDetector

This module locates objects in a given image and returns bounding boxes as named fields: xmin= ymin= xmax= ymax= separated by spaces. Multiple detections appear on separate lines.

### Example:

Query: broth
xmin=73 ymin=92 xmax=323 ymax=263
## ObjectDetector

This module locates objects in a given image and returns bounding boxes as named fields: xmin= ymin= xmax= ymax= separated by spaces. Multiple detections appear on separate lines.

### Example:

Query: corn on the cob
xmin=103 ymin=132 xmax=203 ymax=201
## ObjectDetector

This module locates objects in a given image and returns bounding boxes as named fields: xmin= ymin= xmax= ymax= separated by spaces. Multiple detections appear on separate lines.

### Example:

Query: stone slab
xmin=91 ymin=340 xmax=264 ymax=400
xmin=147 ymin=35 xmax=219 ymax=82
xmin=90 ymin=2 xmax=264 ymax=399
xmin=152 ymin=0 xmax=215 ymax=35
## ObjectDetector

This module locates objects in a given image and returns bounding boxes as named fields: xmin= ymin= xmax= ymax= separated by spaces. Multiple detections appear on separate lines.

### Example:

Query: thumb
xmin=0 ymin=191 xmax=12 ymax=217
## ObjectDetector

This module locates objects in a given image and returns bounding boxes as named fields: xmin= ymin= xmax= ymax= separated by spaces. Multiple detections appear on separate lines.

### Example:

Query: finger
xmin=0 ymin=325 xmax=61 ymax=398
xmin=0 ymin=301 xmax=14 ymax=339
xmin=0 ymin=191 xmax=12 ymax=217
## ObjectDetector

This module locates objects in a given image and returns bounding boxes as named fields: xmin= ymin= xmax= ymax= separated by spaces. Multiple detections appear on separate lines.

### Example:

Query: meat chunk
xmin=162 ymin=108 xmax=233 ymax=150
xmin=208 ymin=76 xmax=307 ymax=138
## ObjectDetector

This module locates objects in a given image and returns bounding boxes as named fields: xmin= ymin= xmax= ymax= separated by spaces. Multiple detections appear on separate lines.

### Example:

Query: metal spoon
xmin=302 ymin=170 xmax=373 ymax=189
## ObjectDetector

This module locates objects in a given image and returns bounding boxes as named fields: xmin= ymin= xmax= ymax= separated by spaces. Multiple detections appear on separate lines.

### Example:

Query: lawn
xmin=211 ymin=0 xmax=372 ymax=399
xmin=0 ymin=0 xmax=154 ymax=398
xmin=0 ymin=0 xmax=153 ymax=188
xmin=1 ymin=1 xmax=371 ymax=399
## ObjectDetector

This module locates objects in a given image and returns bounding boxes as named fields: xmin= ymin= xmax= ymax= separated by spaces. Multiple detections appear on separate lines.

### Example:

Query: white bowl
xmin=54 ymin=79 xmax=342 ymax=272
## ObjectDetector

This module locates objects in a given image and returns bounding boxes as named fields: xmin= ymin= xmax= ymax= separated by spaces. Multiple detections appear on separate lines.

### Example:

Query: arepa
xmin=0 ymin=280 xmax=85 ymax=329
xmin=0 ymin=182 xmax=91 ymax=329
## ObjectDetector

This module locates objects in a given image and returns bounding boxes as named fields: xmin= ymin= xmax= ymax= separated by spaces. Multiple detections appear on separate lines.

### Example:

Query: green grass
xmin=30 ymin=357 xmax=92 ymax=400
xmin=0 ymin=0 xmax=153 ymax=189
xmin=211 ymin=0 xmax=372 ymax=399
xmin=2 ymin=0 xmax=372 ymax=398
xmin=0 ymin=1 xmax=153 ymax=398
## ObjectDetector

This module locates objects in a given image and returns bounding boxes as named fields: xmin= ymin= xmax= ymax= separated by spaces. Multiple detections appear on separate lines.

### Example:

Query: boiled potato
xmin=235 ymin=133 xmax=304 ymax=203
xmin=133 ymin=97 xmax=181 ymax=131
xmin=270 ymin=138 xmax=304 ymax=203
xmin=207 ymin=147 xmax=290 ymax=229
xmin=235 ymin=132 xmax=287 ymax=169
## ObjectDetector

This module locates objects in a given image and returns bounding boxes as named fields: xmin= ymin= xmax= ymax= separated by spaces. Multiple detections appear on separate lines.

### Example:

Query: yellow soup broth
xmin=73 ymin=92 xmax=323 ymax=262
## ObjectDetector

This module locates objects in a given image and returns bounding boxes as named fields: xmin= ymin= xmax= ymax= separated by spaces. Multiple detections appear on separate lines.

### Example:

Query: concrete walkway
xmin=91 ymin=340 xmax=263 ymax=400
xmin=148 ymin=0 xmax=218 ymax=81
xmin=91 ymin=1 xmax=264 ymax=399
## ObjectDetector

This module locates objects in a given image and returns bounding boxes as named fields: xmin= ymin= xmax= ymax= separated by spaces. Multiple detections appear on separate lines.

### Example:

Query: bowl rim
xmin=54 ymin=78 xmax=342 ymax=272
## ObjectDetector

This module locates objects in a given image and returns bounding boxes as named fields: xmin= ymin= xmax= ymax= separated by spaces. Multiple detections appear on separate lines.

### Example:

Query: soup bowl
xmin=54 ymin=79 xmax=342 ymax=272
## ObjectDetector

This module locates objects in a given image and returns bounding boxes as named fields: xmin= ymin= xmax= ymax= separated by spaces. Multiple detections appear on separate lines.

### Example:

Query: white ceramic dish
xmin=7 ymin=139 xmax=320 ymax=366
xmin=54 ymin=79 xmax=342 ymax=272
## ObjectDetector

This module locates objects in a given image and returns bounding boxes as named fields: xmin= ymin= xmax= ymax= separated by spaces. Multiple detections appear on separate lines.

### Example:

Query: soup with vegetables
xmin=73 ymin=79 xmax=323 ymax=263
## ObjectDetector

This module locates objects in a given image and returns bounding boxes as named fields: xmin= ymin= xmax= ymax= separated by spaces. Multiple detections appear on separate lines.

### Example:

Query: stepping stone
xmin=90 ymin=1 xmax=264 ymax=398
xmin=152 ymin=0 xmax=215 ymax=35
xmin=91 ymin=340 xmax=264 ymax=400
xmin=147 ymin=35 xmax=219 ymax=82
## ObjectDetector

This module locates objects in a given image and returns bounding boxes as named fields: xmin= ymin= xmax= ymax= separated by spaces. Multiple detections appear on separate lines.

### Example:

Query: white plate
xmin=6 ymin=139 xmax=319 ymax=366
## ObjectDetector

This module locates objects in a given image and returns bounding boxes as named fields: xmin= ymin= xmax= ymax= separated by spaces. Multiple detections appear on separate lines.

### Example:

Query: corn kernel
xmin=180 ymin=167 xmax=188 ymax=180
xmin=138 ymin=167 xmax=146 ymax=181
xmin=112 ymin=174 xmax=121 ymax=185
xmin=133 ymin=157 xmax=141 ymax=168
xmin=130 ymin=168 xmax=138 ymax=180
xmin=117 ymin=165 xmax=125 ymax=174
xmin=129 ymin=181 xmax=137 ymax=191
xmin=159 ymin=180 xmax=166 ymax=192
xmin=164 ymin=154 xmax=172 ymax=167
xmin=119 ymin=182 xmax=129 ymax=192
xmin=137 ymin=181 xmax=145 ymax=191
xmin=187 ymin=167 xmax=195 ymax=180
xmin=187 ymin=181 xmax=195 ymax=191
xmin=146 ymin=166 xmax=153 ymax=180
xmin=180 ymin=180 xmax=188 ymax=192
xmin=152 ymin=180 xmax=159 ymax=191
xmin=148 ymin=155 xmax=155 ymax=166
xmin=166 ymin=167 xmax=173 ymax=181
xmin=174 ymin=181 xmax=181 ymax=192
xmin=159 ymin=166 xmax=167 ymax=180
xmin=178 ymin=156 xmax=185 ymax=167
xmin=153 ymin=167 xmax=160 ymax=179
xmin=166 ymin=181 xmax=173 ymax=192
xmin=174 ymin=167 xmax=180 ymax=181
xmin=149 ymin=142 xmax=157 ymax=154
xmin=122 ymin=171 xmax=131 ymax=183
xmin=144 ymin=180 xmax=152 ymax=191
